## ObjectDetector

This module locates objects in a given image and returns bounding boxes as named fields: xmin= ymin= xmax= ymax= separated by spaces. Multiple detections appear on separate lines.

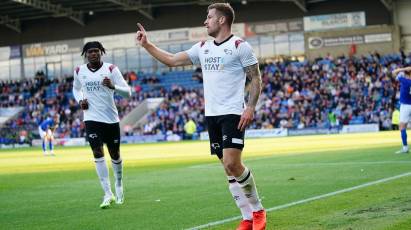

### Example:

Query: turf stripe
xmin=186 ymin=171 xmax=411 ymax=230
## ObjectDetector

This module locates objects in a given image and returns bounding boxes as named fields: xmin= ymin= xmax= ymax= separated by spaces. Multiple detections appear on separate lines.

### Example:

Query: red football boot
xmin=252 ymin=210 xmax=266 ymax=230
xmin=236 ymin=219 xmax=253 ymax=230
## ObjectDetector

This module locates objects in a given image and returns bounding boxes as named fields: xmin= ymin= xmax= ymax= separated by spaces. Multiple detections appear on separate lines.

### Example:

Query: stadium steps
xmin=0 ymin=107 xmax=24 ymax=127
xmin=139 ymin=71 xmax=202 ymax=92
xmin=120 ymin=97 xmax=164 ymax=134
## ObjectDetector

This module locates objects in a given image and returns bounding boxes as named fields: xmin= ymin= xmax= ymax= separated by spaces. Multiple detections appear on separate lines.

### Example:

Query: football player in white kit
xmin=136 ymin=3 xmax=266 ymax=229
xmin=72 ymin=41 xmax=131 ymax=208
xmin=392 ymin=66 xmax=411 ymax=154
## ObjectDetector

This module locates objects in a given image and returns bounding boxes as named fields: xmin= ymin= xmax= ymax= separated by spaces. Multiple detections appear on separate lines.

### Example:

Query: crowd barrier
xmin=5 ymin=124 xmax=381 ymax=149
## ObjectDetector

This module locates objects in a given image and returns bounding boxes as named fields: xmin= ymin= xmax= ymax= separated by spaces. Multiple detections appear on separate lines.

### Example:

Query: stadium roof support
xmin=380 ymin=0 xmax=393 ymax=11
xmin=11 ymin=0 xmax=84 ymax=25
xmin=105 ymin=0 xmax=154 ymax=20
xmin=0 ymin=16 xmax=21 ymax=33
xmin=289 ymin=0 xmax=307 ymax=12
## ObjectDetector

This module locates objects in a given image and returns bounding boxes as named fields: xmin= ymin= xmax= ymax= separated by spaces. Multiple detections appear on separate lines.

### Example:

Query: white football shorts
xmin=400 ymin=104 xmax=411 ymax=123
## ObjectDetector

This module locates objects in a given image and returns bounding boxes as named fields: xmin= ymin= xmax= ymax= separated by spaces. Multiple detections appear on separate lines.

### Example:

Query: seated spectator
xmin=2 ymin=50 xmax=409 ymax=144
xmin=192 ymin=67 xmax=203 ymax=83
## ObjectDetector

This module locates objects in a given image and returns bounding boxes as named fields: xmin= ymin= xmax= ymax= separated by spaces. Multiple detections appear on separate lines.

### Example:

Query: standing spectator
xmin=392 ymin=107 xmax=400 ymax=130
xmin=184 ymin=118 xmax=197 ymax=140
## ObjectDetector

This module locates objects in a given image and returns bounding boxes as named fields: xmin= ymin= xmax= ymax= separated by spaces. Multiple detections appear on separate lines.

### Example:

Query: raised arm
xmin=136 ymin=23 xmax=192 ymax=67
xmin=392 ymin=66 xmax=411 ymax=77
xmin=392 ymin=68 xmax=404 ymax=77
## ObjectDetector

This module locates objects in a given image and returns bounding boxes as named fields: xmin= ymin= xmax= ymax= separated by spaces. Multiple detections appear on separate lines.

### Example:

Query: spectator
xmin=184 ymin=118 xmax=197 ymax=140
xmin=192 ymin=67 xmax=203 ymax=83
xmin=392 ymin=107 xmax=400 ymax=130
xmin=2 ymin=50 xmax=410 ymax=144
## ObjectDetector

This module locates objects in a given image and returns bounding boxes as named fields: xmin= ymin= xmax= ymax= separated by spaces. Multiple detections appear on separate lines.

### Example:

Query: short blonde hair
xmin=207 ymin=3 xmax=235 ymax=25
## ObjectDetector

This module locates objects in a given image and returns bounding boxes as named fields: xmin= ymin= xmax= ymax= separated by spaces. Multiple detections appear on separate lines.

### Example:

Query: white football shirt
xmin=186 ymin=35 xmax=258 ymax=116
xmin=72 ymin=62 xmax=129 ymax=123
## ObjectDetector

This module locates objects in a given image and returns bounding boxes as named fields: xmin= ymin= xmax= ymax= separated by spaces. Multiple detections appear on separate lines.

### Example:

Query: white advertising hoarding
xmin=308 ymin=33 xmax=393 ymax=49
xmin=304 ymin=12 xmax=366 ymax=31
xmin=341 ymin=124 xmax=379 ymax=134
xmin=0 ymin=47 xmax=10 ymax=61
xmin=23 ymin=39 xmax=83 ymax=57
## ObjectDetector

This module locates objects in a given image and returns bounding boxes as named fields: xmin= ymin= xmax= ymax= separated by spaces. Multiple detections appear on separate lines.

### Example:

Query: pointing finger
xmin=136 ymin=31 xmax=142 ymax=40
xmin=137 ymin=23 xmax=146 ymax=33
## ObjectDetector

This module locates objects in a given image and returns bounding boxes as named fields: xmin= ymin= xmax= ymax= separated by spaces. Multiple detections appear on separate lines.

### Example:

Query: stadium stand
xmin=0 ymin=51 xmax=408 ymax=144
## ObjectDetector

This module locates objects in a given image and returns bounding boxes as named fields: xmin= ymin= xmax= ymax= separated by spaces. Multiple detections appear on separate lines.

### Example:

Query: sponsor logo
xmin=224 ymin=49 xmax=232 ymax=55
xmin=204 ymin=49 xmax=209 ymax=54
xmin=85 ymin=81 xmax=101 ymax=92
xmin=233 ymin=195 xmax=240 ymax=201
xmin=232 ymin=138 xmax=243 ymax=144
xmin=223 ymin=135 xmax=227 ymax=141
xmin=114 ymin=139 xmax=119 ymax=144
xmin=89 ymin=133 xmax=98 ymax=139
xmin=352 ymin=12 xmax=363 ymax=26
xmin=203 ymin=56 xmax=224 ymax=71
xmin=309 ymin=37 xmax=323 ymax=49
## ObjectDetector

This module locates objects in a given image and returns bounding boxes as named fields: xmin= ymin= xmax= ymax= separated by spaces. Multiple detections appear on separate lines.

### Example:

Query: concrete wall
xmin=394 ymin=0 xmax=411 ymax=52
xmin=305 ymin=25 xmax=400 ymax=60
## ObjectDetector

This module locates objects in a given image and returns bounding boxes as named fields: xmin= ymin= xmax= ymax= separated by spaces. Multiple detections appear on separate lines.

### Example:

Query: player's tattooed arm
xmin=238 ymin=63 xmax=262 ymax=131
xmin=244 ymin=63 xmax=262 ymax=109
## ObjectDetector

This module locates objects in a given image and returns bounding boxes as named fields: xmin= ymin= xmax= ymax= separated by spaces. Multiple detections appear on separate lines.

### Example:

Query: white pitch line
xmin=185 ymin=171 xmax=411 ymax=230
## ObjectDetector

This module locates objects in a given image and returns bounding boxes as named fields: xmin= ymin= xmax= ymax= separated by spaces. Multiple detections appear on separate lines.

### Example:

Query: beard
xmin=207 ymin=27 xmax=218 ymax=38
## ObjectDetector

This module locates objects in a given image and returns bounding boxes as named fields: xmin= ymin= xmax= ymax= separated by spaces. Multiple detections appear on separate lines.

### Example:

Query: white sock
xmin=111 ymin=158 xmax=123 ymax=187
xmin=235 ymin=167 xmax=264 ymax=212
xmin=228 ymin=176 xmax=253 ymax=220
xmin=403 ymin=145 xmax=409 ymax=151
xmin=94 ymin=157 xmax=112 ymax=196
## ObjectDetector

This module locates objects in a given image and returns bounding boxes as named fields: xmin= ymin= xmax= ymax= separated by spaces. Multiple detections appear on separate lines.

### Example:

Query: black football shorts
xmin=84 ymin=120 xmax=120 ymax=151
xmin=205 ymin=114 xmax=245 ymax=159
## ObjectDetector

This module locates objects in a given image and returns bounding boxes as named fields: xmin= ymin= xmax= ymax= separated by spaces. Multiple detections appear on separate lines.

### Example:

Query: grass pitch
xmin=1 ymin=131 xmax=411 ymax=229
